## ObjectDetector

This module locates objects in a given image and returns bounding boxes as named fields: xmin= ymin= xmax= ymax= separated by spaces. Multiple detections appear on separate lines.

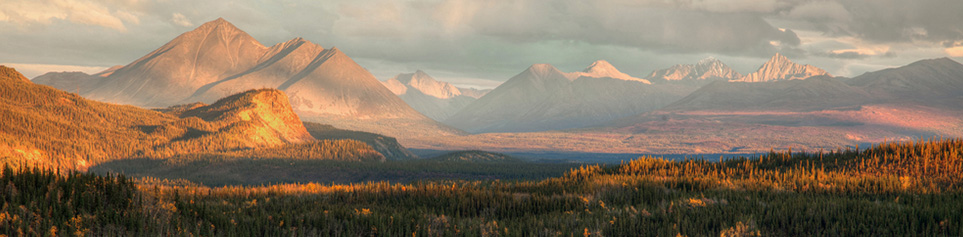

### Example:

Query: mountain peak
xmin=583 ymin=60 xmax=617 ymax=73
xmin=0 ymin=65 xmax=29 ymax=82
xmin=647 ymin=57 xmax=741 ymax=82
xmin=697 ymin=57 xmax=721 ymax=66
xmin=909 ymin=57 xmax=961 ymax=67
xmin=391 ymin=70 xmax=461 ymax=99
xmin=766 ymin=53 xmax=792 ymax=65
xmin=528 ymin=63 xmax=558 ymax=72
xmin=412 ymin=70 xmax=431 ymax=79
xmin=733 ymin=53 xmax=830 ymax=82
xmin=182 ymin=89 xmax=315 ymax=146
xmin=576 ymin=60 xmax=651 ymax=83
xmin=193 ymin=17 xmax=243 ymax=34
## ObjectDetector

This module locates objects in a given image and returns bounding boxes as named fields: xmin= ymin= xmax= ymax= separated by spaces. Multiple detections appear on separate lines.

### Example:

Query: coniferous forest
xmin=3 ymin=138 xmax=963 ymax=236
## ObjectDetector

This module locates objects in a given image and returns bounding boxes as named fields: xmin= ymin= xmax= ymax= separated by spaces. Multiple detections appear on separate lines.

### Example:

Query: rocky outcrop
xmin=647 ymin=57 xmax=742 ymax=82
xmin=733 ymin=53 xmax=829 ymax=82
xmin=180 ymin=89 xmax=315 ymax=147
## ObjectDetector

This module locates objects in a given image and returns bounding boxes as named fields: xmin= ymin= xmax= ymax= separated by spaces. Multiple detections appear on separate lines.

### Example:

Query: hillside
xmin=663 ymin=76 xmax=870 ymax=111
xmin=303 ymin=122 xmax=418 ymax=161
xmin=427 ymin=150 xmax=523 ymax=163
xmin=0 ymin=66 xmax=383 ymax=170
xmin=847 ymin=57 xmax=963 ymax=102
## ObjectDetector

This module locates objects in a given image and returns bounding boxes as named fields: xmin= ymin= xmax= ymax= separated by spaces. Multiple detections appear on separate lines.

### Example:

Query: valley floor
xmin=3 ymin=138 xmax=963 ymax=235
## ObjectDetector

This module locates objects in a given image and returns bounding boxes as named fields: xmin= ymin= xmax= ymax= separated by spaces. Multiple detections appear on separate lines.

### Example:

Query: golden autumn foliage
xmin=6 ymin=138 xmax=963 ymax=236
xmin=0 ymin=66 xmax=384 ymax=171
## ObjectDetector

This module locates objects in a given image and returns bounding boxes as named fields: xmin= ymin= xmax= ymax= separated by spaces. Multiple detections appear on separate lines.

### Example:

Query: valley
xmin=3 ymin=9 xmax=963 ymax=235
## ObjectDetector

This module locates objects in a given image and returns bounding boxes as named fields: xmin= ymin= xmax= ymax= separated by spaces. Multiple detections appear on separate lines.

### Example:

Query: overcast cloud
xmin=1 ymin=0 xmax=961 ymax=88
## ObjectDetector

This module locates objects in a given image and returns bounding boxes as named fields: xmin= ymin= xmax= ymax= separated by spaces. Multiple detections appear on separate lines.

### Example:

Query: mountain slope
xmin=846 ymin=57 xmax=963 ymax=102
xmin=733 ymin=53 xmax=830 ymax=82
xmin=663 ymin=76 xmax=870 ymax=111
xmin=303 ymin=122 xmax=418 ymax=161
xmin=0 ymin=66 xmax=382 ymax=170
xmin=381 ymin=70 xmax=480 ymax=121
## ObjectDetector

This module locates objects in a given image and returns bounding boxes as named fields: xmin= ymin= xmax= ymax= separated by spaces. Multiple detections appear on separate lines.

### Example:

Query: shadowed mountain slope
xmin=847 ymin=57 xmax=963 ymax=103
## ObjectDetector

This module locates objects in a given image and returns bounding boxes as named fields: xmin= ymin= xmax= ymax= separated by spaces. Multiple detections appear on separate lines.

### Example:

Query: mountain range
xmin=647 ymin=57 xmax=742 ymax=84
xmin=20 ymin=17 xmax=963 ymax=155
xmin=444 ymin=60 xmax=706 ymax=133
xmin=381 ymin=70 xmax=490 ymax=121
xmin=32 ymin=18 xmax=460 ymax=141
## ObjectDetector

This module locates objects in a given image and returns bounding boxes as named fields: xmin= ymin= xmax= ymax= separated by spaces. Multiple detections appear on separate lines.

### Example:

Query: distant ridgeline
xmin=0 ymin=66 xmax=406 ymax=171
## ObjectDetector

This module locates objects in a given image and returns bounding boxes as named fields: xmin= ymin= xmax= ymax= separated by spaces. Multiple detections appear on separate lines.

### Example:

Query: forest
xmin=3 ymin=138 xmax=962 ymax=236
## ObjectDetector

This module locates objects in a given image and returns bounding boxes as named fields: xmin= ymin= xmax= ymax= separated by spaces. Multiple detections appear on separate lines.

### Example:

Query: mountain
xmin=83 ymin=18 xmax=268 ymax=107
xmin=573 ymin=60 xmax=651 ymax=83
xmin=647 ymin=57 xmax=742 ymax=83
xmin=445 ymin=62 xmax=690 ymax=133
xmin=846 ymin=58 xmax=963 ymax=102
xmin=0 ymin=66 xmax=383 ymax=170
xmin=381 ymin=70 xmax=482 ymax=121
xmin=34 ymin=18 xmax=459 ymax=141
xmin=30 ymin=65 xmax=122 ymax=94
xmin=733 ymin=53 xmax=830 ymax=82
xmin=444 ymin=64 xmax=575 ymax=133
xmin=662 ymin=76 xmax=870 ymax=111
xmin=584 ymin=57 xmax=963 ymax=154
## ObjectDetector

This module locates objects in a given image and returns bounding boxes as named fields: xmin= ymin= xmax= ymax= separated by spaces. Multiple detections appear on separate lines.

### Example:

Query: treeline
xmin=3 ymin=138 xmax=963 ymax=235
xmin=91 ymin=158 xmax=578 ymax=186
xmin=0 ymin=166 xmax=173 ymax=235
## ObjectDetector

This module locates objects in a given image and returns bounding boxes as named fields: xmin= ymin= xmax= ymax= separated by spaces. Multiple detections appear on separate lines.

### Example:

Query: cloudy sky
xmin=2 ymin=0 xmax=962 ymax=88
